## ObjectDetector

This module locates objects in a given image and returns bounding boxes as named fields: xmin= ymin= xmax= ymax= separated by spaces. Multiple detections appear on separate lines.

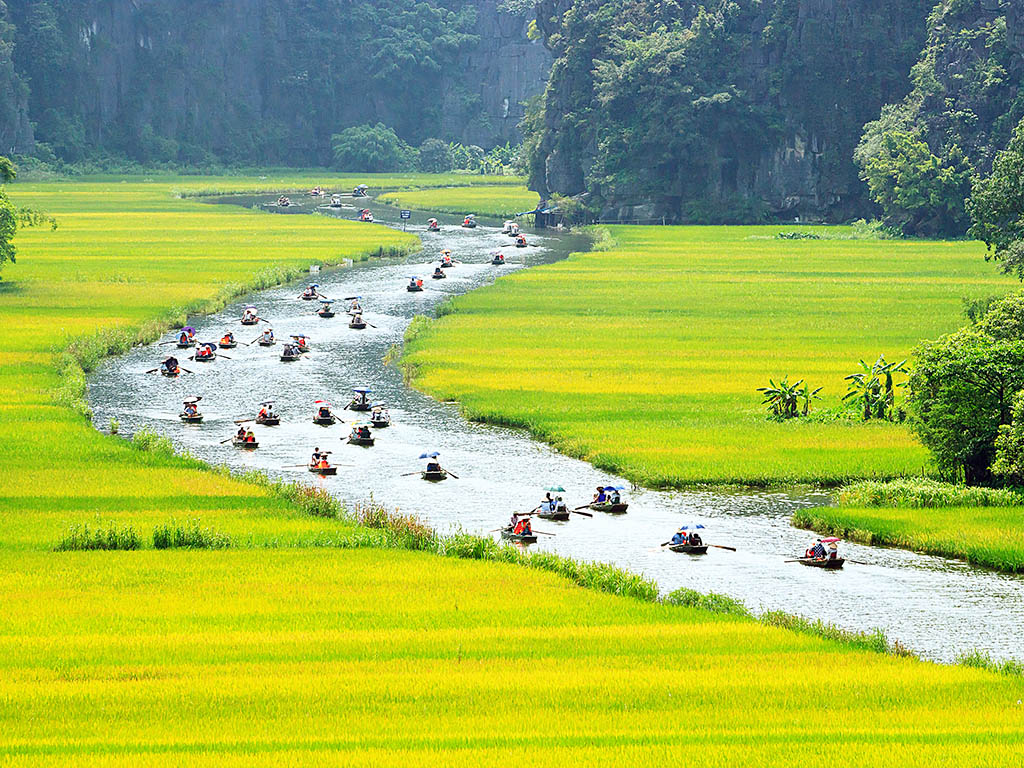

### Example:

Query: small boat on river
xmin=309 ymin=463 xmax=337 ymax=476
xmin=536 ymin=509 xmax=570 ymax=522
xmin=421 ymin=469 xmax=447 ymax=481
xmin=407 ymin=277 xmax=424 ymax=292
xmin=179 ymin=396 xmax=203 ymax=423
xmin=431 ymin=268 xmax=447 ymax=280
xmin=797 ymin=537 xmax=844 ymax=569
xmin=317 ymin=300 xmax=336 ymax=319
xmin=370 ymin=405 xmax=390 ymax=428
xmin=349 ymin=314 xmax=367 ymax=330
xmin=669 ymin=543 xmax=708 ymax=555
xmin=501 ymin=526 xmax=537 ymax=544
xmin=589 ymin=501 xmax=628 ymax=514
xmin=462 ymin=214 xmax=477 ymax=229
xmin=427 ymin=218 xmax=440 ymax=231
xmin=796 ymin=557 xmax=845 ymax=570
xmin=280 ymin=344 xmax=301 ymax=362
xmin=347 ymin=424 xmax=375 ymax=447
xmin=256 ymin=415 xmax=280 ymax=426
xmin=313 ymin=401 xmax=337 ymax=426
xmin=232 ymin=437 xmax=259 ymax=450
xmin=347 ymin=388 xmax=372 ymax=412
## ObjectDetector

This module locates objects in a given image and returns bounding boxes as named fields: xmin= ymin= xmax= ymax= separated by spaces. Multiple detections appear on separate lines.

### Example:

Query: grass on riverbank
xmin=2 ymin=179 xmax=1023 ymax=763
xmin=401 ymin=225 xmax=1014 ymax=486
xmin=378 ymin=185 xmax=539 ymax=219
xmin=3 ymin=547 xmax=1024 ymax=766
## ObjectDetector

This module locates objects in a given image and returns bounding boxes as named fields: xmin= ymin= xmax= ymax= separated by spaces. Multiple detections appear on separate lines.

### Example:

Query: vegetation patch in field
xmin=378 ymin=185 xmax=539 ymax=219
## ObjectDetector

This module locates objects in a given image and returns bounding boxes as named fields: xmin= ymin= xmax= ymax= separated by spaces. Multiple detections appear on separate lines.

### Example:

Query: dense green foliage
xmin=418 ymin=138 xmax=454 ymax=172
xmin=0 ymin=155 xmax=15 ymax=273
xmin=968 ymin=116 xmax=1024 ymax=279
xmin=858 ymin=0 xmax=1022 ymax=235
xmin=332 ymin=124 xmax=416 ymax=172
xmin=992 ymin=389 xmax=1024 ymax=484
xmin=908 ymin=293 xmax=1024 ymax=483
xmin=525 ymin=0 xmax=931 ymax=221
xmin=2 ymin=0 xmax=537 ymax=166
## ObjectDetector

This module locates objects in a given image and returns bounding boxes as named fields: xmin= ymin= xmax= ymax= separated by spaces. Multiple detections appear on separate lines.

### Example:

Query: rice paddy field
xmin=378 ymin=185 xmax=540 ymax=218
xmin=402 ymin=225 xmax=1016 ymax=486
xmin=2 ymin=179 xmax=1024 ymax=764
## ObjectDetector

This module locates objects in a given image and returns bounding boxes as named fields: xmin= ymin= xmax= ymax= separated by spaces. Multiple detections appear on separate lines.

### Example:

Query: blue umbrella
xmin=677 ymin=524 xmax=706 ymax=531
xmin=353 ymin=387 xmax=372 ymax=394
xmin=602 ymin=485 xmax=626 ymax=491
xmin=419 ymin=451 xmax=440 ymax=459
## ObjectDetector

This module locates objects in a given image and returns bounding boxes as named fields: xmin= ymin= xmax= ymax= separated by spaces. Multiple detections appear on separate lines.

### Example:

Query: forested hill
xmin=0 ymin=0 xmax=549 ymax=166
xmin=525 ymin=0 xmax=1024 ymax=225
xmin=525 ymin=0 xmax=934 ymax=223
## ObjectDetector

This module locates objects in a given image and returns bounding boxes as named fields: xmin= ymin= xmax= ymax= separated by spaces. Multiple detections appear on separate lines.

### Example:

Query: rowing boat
xmin=318 ymin=310 xmax=336 ymax=318
xmin=240 ymin=318 xmax=259 ymax=326
xmin=349 ymin=320 xmax=367 ymax=330
xmin=219 ymin=341 xmax=238 ymax=349
xmin=407 ymin=284 xmax=424 ymax=292
xmin=193 ymin=354 xmax=215 ymax=362
xmin=370 ymin=417 xmax=390 ymax=428
xmin=348 ymin=401 xmax=371 ymax=412
xmin=232 ymin=439 xmax=259 ymax=449
xmin=669 ymin=543 xmax=708 ymax=555
xmin=312 ymin=416 xmax=336 ymax=426
xmin=421 ymin=469 xmax=447 ymax=482
xmin=179 ymin=413 xmax=204 ymax=424
xmin=796 ymin=557 xmax=845 ymax=570
xmin=536 ymin=510 xmax=570 ymax=522
xmin=491 ymin=257 xmax=505 ymax=265
xmin=589 ymin=502 xmax=629 ymax=514
xmin=160 ymin=369 xmax=180 ymax=378
xmin=308 ymin=465 xmax=337 ymax=476
xmin=256 ymin=416 xmax=280 ymax=426
xmin=500 ymin=526 xmax=537 ymax=544
xmin=431 ymin=272 xmax=447 ymax=280
xmin=347 ymin=435 xmax=375 ymax=446
xmin=176 ymin=342 xmax=192 ymax=349
xmin=280 ymin=352 xmax=301 ymax=362
xmin=258 ymin=339 xmax=276 ymax=347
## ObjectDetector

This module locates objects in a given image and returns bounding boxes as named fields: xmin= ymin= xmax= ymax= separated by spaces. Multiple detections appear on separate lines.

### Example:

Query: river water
xmin=87 ymin=193 xmax=1024 ymax=664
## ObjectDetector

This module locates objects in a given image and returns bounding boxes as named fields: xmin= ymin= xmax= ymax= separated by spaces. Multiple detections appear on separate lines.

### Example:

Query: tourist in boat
xmin=427 ymin=218 xmax=440 ymax=231
xmin=245 ymin=429 xmax=256 ymax=443
xmin=670 ymin=529 xmax=688 ymax=546
xmin=242 ymin=307 xmax=257 ymax=323
xmin=317 ymin=404 xmax=333 ymax=421
xmin=409 ymin=277 xmax=421 ymax=290
xmin=220 ymin=331 xmax=235 ymax=346
xmin=553 ymin=496 xmax=569 ymax=515
xmin=825 ymin=540 xmax=840 ymax=560
xmin=425 ymin=458 xmax=443 ymax=474
xmin=535 ymin=493 xmax=554 ymax=514
xmin=440 ymin=250 xmax=454 ymax=267
xmin=593 ymin=486 xmax=608 ymax=504
xmin=515 ymin=234 xmax=527 ymax=247
xmin=236 ymin=425 xmax=247 ymax=440
xmin=183 ymin=401 xmax=198 ymax=417
xmin=281 ymin=343 xmax=296 ymax=357
xmin=311 ymin=447 xmax=323 ymax=465
xmin=433 ymin=267 xmax=445 ymax=279
xmin=178 ymin=329 xmax=192 ymax=345
xmin=805 ymin=540 xmax=827 ymax=559
xmin=260 ymin=328 xmax=275 ymax=343
xmin=607 ymin=487 xmax=622 ymax=505
xmin=161 ymin=356 xmax=179 ymax=375
xmin=301 ymin=285 xmax=319 ymax=300
xmin=355 ymin=425 xmax=372 ymax=440
xmin=511 ymin=513 xmax=532 ymax=536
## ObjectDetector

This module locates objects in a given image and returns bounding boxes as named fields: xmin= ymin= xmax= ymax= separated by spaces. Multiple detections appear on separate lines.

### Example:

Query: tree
xmin=330 ymin=123 xmax=415 ymax=172
xmin=0 ymin=155 xmax=15 ymax=275
xmin=908 ymin=326 xmax=1024 ymax=484
xmin=418 ymin=138 xmax=452 ymax=173
xmin=992 ymin=389 xmax=1024 ymax=484
xmin=968 ymin=117 xmax=1024 ymax=279
xmin=856 ymin=128 xmax=973 ymax=236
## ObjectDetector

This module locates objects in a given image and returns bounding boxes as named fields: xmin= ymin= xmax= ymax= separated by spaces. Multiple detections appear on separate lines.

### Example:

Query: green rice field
xmin=402 ymin=225 xmax=1015 ymax=486
xmin=378 ymin=185 xmax=539 ymax=218
xmin=2 ymin=180 xmax=1023 ymax=764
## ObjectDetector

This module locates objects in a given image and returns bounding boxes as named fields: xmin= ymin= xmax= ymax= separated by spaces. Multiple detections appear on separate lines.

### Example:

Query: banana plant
xmin=843 ymin=355 xmax=908 ymax=420
xmin=757 ymin=377 xmax=818 ymax=420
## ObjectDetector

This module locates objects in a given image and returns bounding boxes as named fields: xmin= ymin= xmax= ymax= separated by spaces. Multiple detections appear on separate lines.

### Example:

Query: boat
xmin=507 ymin=222 xmax=520 ymax=237
xmin=232 ymin=438 xmax=259 ymax=450
xmin=313 ymin=415 xmax=336 ymax=426
xmin=669 ymin=543 xmax=709 ymax=555
xmin=370 ymin=415 xmax=390 ymax=428
xmin=160 ymin=368 xmax=180 ymax=378
xmin=349 ymin=317 xmax=367 ymax=330
xmin=280 ymin=350 xmax=301 ymax=362
xmin=491 ymin=255 xmax=505 ymax=265
xmin=431 ymin=271 xmax=447 ymax=280
xmin=358 ymin=209 xmax=374 ymax=223
xmin=256 ymin=415 xmax=280 ymax=426
xmin=462 ymin=215 xmax=477 ymax=229
xmin=421 ymin=469 xmax=447 ymax=482
xmin=796 ymin=557 xmax=845 ymax=570
xmin=329 ymin=195 xmax=343 ymax=208
xmin=502 ymin=220 xmax=515 ymax=234
xmin=347 ymin=429 xmax=375 ymax=446
xmin=589 ymin=502 xmax=629 ymax=514
xmin=258 ymin=338 xmax=276 ymax=347
xmin=219 ymin=340 xmax=237 ymax=349
xmin=536 ymin=509 xmax=570 ymax=522
xmin=427 ymin=218 xmax=440 ymax=231
xmin=179 ymin=413 xmax=204 ymax=424
xmin=175 ymin=341 xmax=192 ymax=349
xmin=514 ymin=235 xmax=527 ymax=248
xmin=318 ymin=306 xmax=336 ymax=319
xmin=500 ymin=526 xmax=537 ymax=544
xmin=308 ymin=464 xmax=338 ymax=476
xmin=407 ymin=283 xmax=424 ymax=292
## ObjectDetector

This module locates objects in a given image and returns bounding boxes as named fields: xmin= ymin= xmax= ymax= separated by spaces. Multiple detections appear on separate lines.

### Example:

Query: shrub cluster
xmin=56 ymin=522 xmax=141 ymax=551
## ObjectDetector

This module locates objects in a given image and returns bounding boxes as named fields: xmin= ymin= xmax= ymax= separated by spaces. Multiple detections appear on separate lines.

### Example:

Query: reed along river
xmin=87 ymin=194 xmax=1024 ymax=664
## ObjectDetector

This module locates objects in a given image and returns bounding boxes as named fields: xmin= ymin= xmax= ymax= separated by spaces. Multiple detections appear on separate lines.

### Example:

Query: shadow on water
xmin=87 ymin=192 xmax=1024 ymax=664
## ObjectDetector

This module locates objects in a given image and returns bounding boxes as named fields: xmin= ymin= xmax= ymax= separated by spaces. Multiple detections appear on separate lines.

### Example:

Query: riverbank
xmin=401 ymin=225 xmax=1013 ymax=486
xmin=2 ymin=179 xmax=1023 ymax=763
xmin=378 ymin=185 xmax=539 ymax=218
xmin=794 ymin=480 xmax=1024 ymax=573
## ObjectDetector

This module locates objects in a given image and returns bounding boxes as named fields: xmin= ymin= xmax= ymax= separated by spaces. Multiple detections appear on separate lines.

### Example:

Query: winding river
xmin=88 ymin=193 xmax=1024 ymax=664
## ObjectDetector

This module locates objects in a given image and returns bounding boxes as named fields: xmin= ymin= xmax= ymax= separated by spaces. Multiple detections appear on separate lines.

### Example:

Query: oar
xmin=219 ymin=436 xmax=235 ymax=444
xmin=571 ymin=509 xmax=593 ymax=518
xmin=445 ymin=469 xmax=460 ymax=479
xmin=363 ymin=320 xmax=379 ymax=329
xmin=532 ymin=530 xmax=555 ymax=537
xmin=709 ymin=544 xmax=737 ymax=552
xmin=572 ymin=504 xmax=592 ymax=511
xmin=258 ymin=318 xmax=270 ymax=324
xmin=180 ymin=367 xmax=194 ymax=374
xmin=234 ymin=418 xmax=254 ymax=424
xmin=660 ymin=541 xmax=672 ymax=547
xmin=400 ymin=471 xmax=422 ymax=477
xmin=250 ymin=336 xmax=263 ymax=344
xmin=844 ymin=559 xmax=872 ymax=566
xmin=145 ymin=367 xmax=160 ymax=374
xmin=158 ymin=340 xmax=179 ymax=346
xmin=783 ymin=559 xmax=806 ymax=563
xmin=217 ymin=353 xmax=233 ymax=360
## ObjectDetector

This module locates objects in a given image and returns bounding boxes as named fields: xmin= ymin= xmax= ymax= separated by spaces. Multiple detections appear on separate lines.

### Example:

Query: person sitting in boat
xmin=281 ymin=343 xmax=296 ymax=357
xmin=409 ymin=277 xmax=420 ymax=289
xmin=183 ymin=401 xmax=198 ymax=416
xmin=670 ymin=529 xmax=688 ymax=546
xmin=311 ymin=447 xmax=322 ymax=465
xmin=302 ymin=285 xmax=318 ymax=299
xmin=220 ymin=332 xmax=235 ymax=346
xmin=242 ymin=308 xmax=257 ymax=323
xmin=689 ymin=530 xmax=702 ymax=546
xmin=825 ymin=540 xmax=839 ymax=560
xmin=179 ymin=330 xmax=191 ymax=345
xmin=440 ymin=250 xmax=453 ymax=266
xmin=245 ymin=429 xmax=256 ymax=443
xmin=806 ymin=541 xmax=827 ymax=559
xmin=356 ymin=425 xmax=371 ymax=439
xmin=593 ymin=486 xmax=607 ymax=504
xmin=493 ymin=253 xmax=505 ymax=264
xmin=237 ymin=425 xmax=247 ymax=440
xmin=554 ymin=496 xmax=569 ymax=515
xmin=317 ymin=405 xmax=332 ymax=420
xmin=162 ymin=356 xmax=179 ymax=374
xmin=261 ymin=328 xmax=275 ymax=343
xmin=607 ymin=488 xmax=621 ymax=505
xmin=515 ymin=234 xmax=527 ymax=247
xmin=426 ymin=459 xmax=442 ymax=473
xmin=433 ymin=267 xmax=445 ymax=279
xmin=512 ymin=514 xmax=532 ymax=536
xmin=427 ymin=218 xmax=439 ymax=230
xmin=258 ymin=404 xmax=270 ymax=420
xmin=536 ymin=493 xmax=554 ymax=513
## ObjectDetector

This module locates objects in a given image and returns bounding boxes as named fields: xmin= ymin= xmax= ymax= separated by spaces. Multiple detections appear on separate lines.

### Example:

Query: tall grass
xmin=378 ymin=185 xmax=539 ymax=218
xmin=839 ymin=478 xmax=1024 ymax=508
xmin=152 ymin=518 xmax=232 ymax=549
xmin=55 ymin=521 xmax=141 ymax=551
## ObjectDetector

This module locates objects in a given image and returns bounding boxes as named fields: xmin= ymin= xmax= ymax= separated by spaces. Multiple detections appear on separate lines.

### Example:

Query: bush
xmin=56 ymin=522 xmax=141 ymax=551
xmin=992 ymin=390 xmax=1024 ymax=484
xmin=837 ymin=478 xmax=1024 ymax=508
xmin=152 ymin=519 xmax=232 ymax=549
xmin=665 ymin=588 xmax=750 ymax=617
xmin=418 ymin=138 xmax=452 ymax=173
xmin=331 ymin=123 xmax=415 ymax=172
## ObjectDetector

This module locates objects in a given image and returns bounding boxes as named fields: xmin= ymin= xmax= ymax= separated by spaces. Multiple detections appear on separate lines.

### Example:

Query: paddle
xmin=234 ymin=418 xmax=254 ymax=424
xmin=709 ymin=544 xmax=737 ymax=552
xmin=219 ymin=436 xmax=235 ymax=444
xmin=180 ymin=367 xmax=194 ymax=374
xmin=572 ymin=504 xmax=593 ymax=511
xmin=363 ymin=320 xmax=379 ymax=329
xmin=158 ymin=340 xmax=179 ymax=346
xmin=145 ymin=367 xmax=160 ymax=374
xmin=445 ymin=469 xmax=460 ymax=479
xmin=399 ymin=471 xmax=422 ymax=477
xmin=258 ymin=318 xmax=270 ymax=324
xmin=532 ymin=530 xmax=555 ymax=537
xmin=571 ymin=509 xmax=593 ymax=518
xmin=217 ymin=353 xmax=233 ymax=360
xmin=250 ymin=336 xmax=264 ymax=344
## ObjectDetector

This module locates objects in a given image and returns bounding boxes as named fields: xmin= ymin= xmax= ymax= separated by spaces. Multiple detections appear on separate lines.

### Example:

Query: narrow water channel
xmin=88 ymin=194 xmax=1024 ymax=664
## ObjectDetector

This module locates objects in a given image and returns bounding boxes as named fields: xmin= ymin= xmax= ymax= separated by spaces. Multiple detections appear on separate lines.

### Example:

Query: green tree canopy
xmin=331 ymin=123 xmax=415 ymax=172
xmin=418 ymin=138 xmax=452 ymax=173
xmin=968 ymin=117 xmax=1024 ymax=279
xmin=0 ymin=154 xmax=15 ymax=275
xmin=0 ymin=155 xmax=15 ymax=183
xmin=908 ymin=293 xmax=1024 ymax=483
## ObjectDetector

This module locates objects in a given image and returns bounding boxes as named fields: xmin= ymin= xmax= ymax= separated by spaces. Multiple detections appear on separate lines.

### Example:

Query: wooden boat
xmin=347 ymin=434 xmax=375 ymax=446
xmin=421 ymin=469 xmax=448 ymax=482
xmin=669 ymin=543 xmax=708 ymax=555
xmin=589 ymin=502 xmax=629 ymax=514
xmin=431 ymin=272 xmax=447 ymax=280
xmin=193 ymin=353 xmax=215 ymax=362
xmin=349 ymin=319 xmax=367 ymax=330
xmin=179 ymin=413 xmax=203 ymax=424
xmin=160 ymin=368 xmax=180 ymax=378
xmin=348 ymin=401 xmax=371 ymax=412
xmin=256 ymin=416 xmax=280 ymax=426
xmin=500 ymin=526 xmax=537 ymax=544
xmin=313 ymin=415 xmax=336 ymax=426
xmin=176 ymin=341 xmax=192 ymax=349
xmin=491 ymin=257 xmax=505 ymax=265
xmin=370 ymin=416 xmax=390 ymax=428
xmin=232 ymin=438 xmax=259 ymax=450
xmin=219 ymin=340 xmax=238 ymax=349
xmin=536 ymin=510 xmax=570 ymax=522
xmin=318 ymin=309 xmax=336 ymax=318
xmin=407 ymin=284 xmax=424 ymax=293
xmin=280 ymin=351 xmax=301 ymax=362
xmin=796 ymin=557 xmax=845 ymax=570
xmin=241 ymin=318 xmax=259 ymax=326
xmin=308 ymin=464 xmax=337 ymax=476
xmin=258 ymin=339 xmax=276 ymax=347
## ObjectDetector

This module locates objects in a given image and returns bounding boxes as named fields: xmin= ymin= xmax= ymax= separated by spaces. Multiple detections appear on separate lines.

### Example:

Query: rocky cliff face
xmin=529 ymin=0 xmax=933 ymax=222
xmin=0 ymin=1 xmax=31 ymax=155
xmin=3 ymin=0 xmax=550 ymax=164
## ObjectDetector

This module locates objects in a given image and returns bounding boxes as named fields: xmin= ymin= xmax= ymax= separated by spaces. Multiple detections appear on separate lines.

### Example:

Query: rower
xmin=433 ymin=267 xmax=445 ymax=278
xmin=593 ymin=486 xmax=607 ymax=504
xmin=537 ymin=493 xmax=554 ymax=513
xmin=311 ymin=447 xmax=322 ymax=465
xmin=246 ymin=429 xmax=256 ymax=443
xmin=317 ymin=404 xmax=332 ymax=420
xmin=805 ymin=540 xmax=827 ymax=559
xmin=426 ymin=458 xmax=442 ymax=473
xmin=670 ymin=529 xmax=688 ymax=546
xmin=237 ymin=425 xmax=247 ymax=440
xmin=553 ymin=496 xmax=568 ymax=515
xmin=261 ymin=328 xmax=275 ymax=343
xmin=220 ymin=332 xmax=234 ymax=345
xmin=162 ymin=356 xmax=179 ymax=374
xmin=183 ymin=401 xmax=198 ymax=416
